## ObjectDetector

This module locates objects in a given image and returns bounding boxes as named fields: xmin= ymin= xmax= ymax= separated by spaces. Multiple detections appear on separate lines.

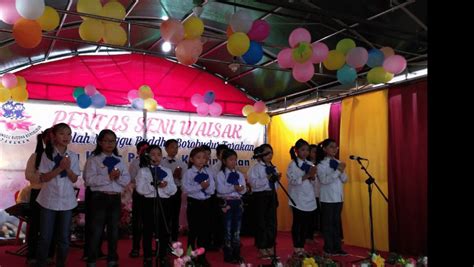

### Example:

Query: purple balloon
xmin=292 ymin=61 xmax=314 ymax=83
xmin=203 ymin=91 xmax=215 ymax=104
xmin=247 ymin=20 xmax=270 ymax=42
xmin=311 ymin=42 xmax=329 ymax=63
xmin=91 ymin=94 xmax=106 ymax=108
xmin=346 ymin=47 xmax=368 ymax=68
xmin=383 ymin=55 xmax=407 ymax=74
xmin=132 ymin=98 xmax=144 ymax=110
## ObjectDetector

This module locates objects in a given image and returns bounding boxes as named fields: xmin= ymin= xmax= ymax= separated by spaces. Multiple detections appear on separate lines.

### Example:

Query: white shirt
xmin=128 ymin=157 xmax=141 ymax=184
xmin=36 ymin=149 xmax=80 ymax=211
xmin=210 ymin=160 xmax=222 ymax=181
xmin=84 ymin=153 xmax=131 ymax=193
xmin=311 ymin=161 xmax=321 ymax=198
xmin=182 ymin=166 xmax=215 ymax=200
xmin=286 ymin=158 xmax=317 ymax=212
xmin=317 ymin=157 xmax=348 ymax=203
xmin=248 ymin=161 xmax=278 ymax=192
xmin=135 ymin=165 xmax=177 ymax=198
xmin=216 ymin=168 xmax=247 ymax=198
xmin=160 ymin=156 xmax=187 ymax=187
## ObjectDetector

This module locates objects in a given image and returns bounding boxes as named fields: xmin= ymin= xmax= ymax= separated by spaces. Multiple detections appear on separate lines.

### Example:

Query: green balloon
xmin=336 ymin=38 xmax=356 ymax=55
xmin=292 ymin=42 xmax=313 ymax=63
xmin=367 ymin=67 xmax=392 ymax=84
xmin=73 ymin=87 xmax=85 ymax=99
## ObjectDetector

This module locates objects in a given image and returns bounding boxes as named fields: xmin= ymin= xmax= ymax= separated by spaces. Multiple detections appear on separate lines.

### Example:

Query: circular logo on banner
xmin=0 ymin=101 xmax=41 ymax=144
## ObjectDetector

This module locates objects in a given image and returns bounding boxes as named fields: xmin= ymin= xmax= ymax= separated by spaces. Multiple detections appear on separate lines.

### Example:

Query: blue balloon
xmin=203 ymin=91 xmax=215 ymax=104
xmin=242 ymin=41 xmax=263 ymax=65
xmin=366 ymin=49 xmax=384 ymax=68
xmin=76 ymin=94 xmax=92 ymax=109
xmin=131 ymin=98 xmax=144 ymax=110
xmin=91 ymin=93 xmax=107 ymax=108
xmin=337 ymin=65 xmax=357 ymax=85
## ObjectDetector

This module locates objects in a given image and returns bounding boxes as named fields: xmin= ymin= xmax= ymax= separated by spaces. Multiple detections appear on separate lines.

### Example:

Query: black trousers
xmin=208 ymin=193 xmax=224 ymax=248
xmin=27 ymin=189 xmax=56 ymax=260
xmin=83 ymin=187 xmax=105 ymax=257
xmin=253 ymin=191 xmax=277 ymax=249
xmin=291 ymin=207 xmax=314 ymax=248
xmin=142 ymin=197 xmax=171 ymax=259
xmin=131 ymin=189 xmax=145 ymax=250
xmin=306 ymin=197 xmax=322 ymax=238
xmin=320 ymin=202 xmax=343 ymax=252
xmin=186 ymin=197 xmax=211 ymax=250
xmin=168 ymin=187 xmax=182 ymax=241
xmin=87 ymin=192 xmax=121 ymax=263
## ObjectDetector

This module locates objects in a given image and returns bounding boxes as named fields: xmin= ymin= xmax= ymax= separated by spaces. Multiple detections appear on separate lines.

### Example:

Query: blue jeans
xmin=222 ymin=199 xmax=243 ymax=249
xmin=36 ymin=207 xmax=72 ymax=267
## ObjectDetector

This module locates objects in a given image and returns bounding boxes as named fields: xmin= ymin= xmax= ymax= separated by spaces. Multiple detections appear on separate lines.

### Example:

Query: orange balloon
xmin=160 ymin=18 xmax=184 ymax=44
xmin=175 ymin=38 xmax=203 ymax=65
xmin=226 ymin=25 xmax=233 ymax=38
xmin=13 ymin=19 xmax=42 ymax=48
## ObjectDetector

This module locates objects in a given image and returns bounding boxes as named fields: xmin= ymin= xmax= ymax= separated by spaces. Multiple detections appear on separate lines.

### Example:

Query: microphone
xmin=350 ymin=155 xmax=368 ymax=161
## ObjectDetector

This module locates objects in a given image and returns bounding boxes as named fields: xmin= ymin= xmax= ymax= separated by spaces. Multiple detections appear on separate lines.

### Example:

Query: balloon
xmin=144 ymin=98 xmax=158 ymax=112
xmin=242 ymin=104 xmax=254 ymax=116
xmin=2 ymin=73 xmax=18 ymax=89
xmin=16 ymin=76 xmax=26 ymax=89
xmin=209 ymin=102 xmax=223 ymax=117
xmin=242 ymin=41 xmax=263 ymax=65
xmin=0 ymin=87 xmax=12 ymax=102
xmin=175 ymin=38 xmax=203 ymax=65
xmin=79 ymin=20 xmax=104 ymax=42
xmin=336 ymin=38 xmax=356 ymax=55
xmin=383 ymin=55 xmax=407 ymax=74
xmin=293 ymin=61 xmax=315 ymax=83
xmin=16 ymin=0 xmax=45 ymax=20
xmin=289 ymin=28 xmax=311 ymax=48
xmin=127 ymin=90 xmax=139 ymax=102
xmin=183 ymin=16 xmax=204 ymax=39
xmin=337 ymin=65 xmax=357 ymax=85
xmin=346 ymin=47 xmax=368 ymax=68
xmin=10 ymin=88 xmax=28 ymax=102
xmin=190 ymin=93 xmax=204 ymax=107
xmin=366 ymin=48 xmax=385 ymax=68
xmin=247 ymin=20 xmax=270 ymax=41
xmin=367 ymin=66 xmax=392 ymax=84
xmin=139 ymin=85 xmax=153 ymax=99
xmin=277 ymin=48 xmax=294 ymax=69
xmin=0 ymin=0 xmax=22 ymax=24
xmin=36 ymin=6 xmax=60 ymax=31
xmin=100 ymin=1 xmax=125 ymax=23
xmin=196 ymin=103 xmax=209 ymax=116
xmin=131 ymin=98 xmax=144 ymax=110
xmin=229 ymin=10 xmax=253 ymax=33
xmin=253 ymin=101 xmax=266 ymax=113
xmin=91 ymin=93 xmax=106 ymax=108
xmin=103 ymin=24 xmax=127 ymax=46
xmin=226 ymin=25 xmax=233 ymax=38
xmin=84 ymin=84 xmax=97 ymax=96
xmin=246 ymin=112 xmax=259 ymax=124
xmin=227 ymin=32 xmax=250 ymax=57
xmin=160 ymin=18 xmax=185 ymax=44
xmin=380 ymin=47 xmax=395 ymax=59
xmin=13 ymin=19 xmax=42 ymax=49
xmin=311 ymin=42 xmax=329 ymax=63
xmin=323 ymin=50 xmax=345 ymax=71
xmin=73 ymin=87 xmax=85 ymax=99
xmin=203 ymin=91 xmax=215 ymax=104
xmin=292 ymin=42 xmax=313 ymax=63
xmin=77 ymin=0 xmax=102 ymax=20
xmin=257 ymin=112 xmax=270 ymax=125
xmin=77 ymin=94 xmax=92 ymax=108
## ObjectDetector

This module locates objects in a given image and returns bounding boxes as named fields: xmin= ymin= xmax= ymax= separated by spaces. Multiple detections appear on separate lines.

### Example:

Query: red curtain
xmin=328 ymin=102 xmax=341 ymax=158
xmin=388 ymin=80 xmax=427 ymax=255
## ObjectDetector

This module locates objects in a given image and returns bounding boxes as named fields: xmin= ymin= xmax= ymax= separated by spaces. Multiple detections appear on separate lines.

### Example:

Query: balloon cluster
xmin=73 ymin=84 xmax=107 ymax=109
xmin=277 ymin=28 xmax=329 ymax=82
xmin=242 ymin=101 xmax=270 ymax=125
xmin=77 ymin=0 xmax=127 ymax=46
xmin=0 ymin=73 xmax=28 ymax=103
xmin=226 ymin=10 xmax=271 ymax=64
xmin=127 ymin=85 xmax=158 ymax=112
xmin=190 ymin=91 xmax=223 ymax=117
xmin=161 ymin=16 xmax=205 ymax=66
xmin=0 ymin=0 xmax=60 ymax=48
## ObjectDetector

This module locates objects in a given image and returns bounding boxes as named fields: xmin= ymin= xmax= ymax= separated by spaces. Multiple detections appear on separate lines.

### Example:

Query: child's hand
xmin=234 ymin=184 xmax=244 ymax=192
xmin=309 ymin=165 xmax=317 ymax=176
xmin=59 ymin=156 xmax=71 ymax=171
xmin=158 ymin=181 xmax=168 ymax=188
xmin=109 ymin=168 xmax=120 ymax=180
xmin=200 ymin=179 xmax=210 ymax=189
xmin=337 ymin=162 xmax=346 ymax=172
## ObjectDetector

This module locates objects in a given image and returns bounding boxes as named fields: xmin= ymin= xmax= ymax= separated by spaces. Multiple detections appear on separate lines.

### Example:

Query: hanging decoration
xmin=128 ymin=85 xmax=158 ymax=112
xmin=0 ymin=73 xmax=28 ymax=103
xmin=73 ymin=84 xmax=107 ymax=109
xmin=190 ymin=90 xmax=223 ymax=117
xmin=241 ymin=100 xmax=270 ymax=125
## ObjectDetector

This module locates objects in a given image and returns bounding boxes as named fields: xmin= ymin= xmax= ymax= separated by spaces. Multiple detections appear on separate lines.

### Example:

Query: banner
xmin=0 ymin=101 xmax=265 ymax=209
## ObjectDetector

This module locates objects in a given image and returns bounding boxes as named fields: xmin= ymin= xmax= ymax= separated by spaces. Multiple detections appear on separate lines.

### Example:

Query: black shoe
xmin=129 ymin=249 xmax=140 ymax=258
xmin=107 ymin=261 xmax=119 ymax=267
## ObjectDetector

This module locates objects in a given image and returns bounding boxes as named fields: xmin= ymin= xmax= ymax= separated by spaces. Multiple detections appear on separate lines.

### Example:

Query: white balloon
xmin=229 ymin=10 xmax=253 ymax=33
xmin=16 ymin=0 xmax=45 ymax=20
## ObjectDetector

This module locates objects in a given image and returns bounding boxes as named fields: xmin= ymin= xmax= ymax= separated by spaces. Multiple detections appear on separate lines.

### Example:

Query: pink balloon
xmin=289 ymin=28 xmax=311 ymax=48
xmin=84 ymin=84 xmax=97 ymax=96
xmin=383 ymin=55 xmax=407 ymax=74
xmin=127 ymin=90 xmax=139 ymax=102
xmin=0 ymin=0 xmax=21 ymax=25
xmin=247 ymin=20 xmax=270 ymax=42
xmin=196 ymin=247 xmax=205 ymax=255
xmin=253 ymin=100 xmax=266 ymax=113
xmin=292 ymin=61 xmax=314 ymax=83
xmin=196 ymin=103 xmax=209 ymax=116
xmin=277 ymin=48 xmax=295 ymax=69
xmin=346 ymin=47 xmax=368 ymax=68
xmin=191 ymin=93 xmax=204 ymax=107
xmin=160 ymin=18 xmax=185 ymax=44
xmin=1 ymin=73 xmax=18 ymax=89
xmin=311 ymin=42 xmax=329 ymax=63
xmin=209 ymin=102 xmax=222 ymax=117
xmin=175 ymin=38 xmax=203 ymax=65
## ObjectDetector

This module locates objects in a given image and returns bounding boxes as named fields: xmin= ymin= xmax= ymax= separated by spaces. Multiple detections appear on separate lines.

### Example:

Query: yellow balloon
xmin=336 ymin=38 xmax=356 ymax=55
xmin=79 ymin=20 xmax=104 ymax=42
xmin=11 ymin=88 xmax=29 ymax=102
xmin=16 ymin=76 xmax=27 ymax=89
xmin=257 ymin=112 xmax=271 ymax=125
xmin=37 ymin=6 xmax=60 ymax=31
xmin=367 ymin=67 xmax=392 ymax=84
xmin=183 ymin=16 xmax=204 ymax=39
xmin=144 ymin=98 xmax=157 ymax=112
xmin=77 ymin=0 xmax=103 ymax=20
xmin=242 ymin=104 xmax=254 ymax=116
xmin=227 ymin=32 xmax=250 ymax=57
xmin=0 ymin=87 xmax=11 ymax=102
xmin=246 ymin=112 xmax=259 ymax=125
xmin=100 ymin=1 xmax=125 ymax=25
xmin=103 ymin=23 xmax=127 ymax=46
xmin=323 ymin=50 xmax=345 ymax=71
